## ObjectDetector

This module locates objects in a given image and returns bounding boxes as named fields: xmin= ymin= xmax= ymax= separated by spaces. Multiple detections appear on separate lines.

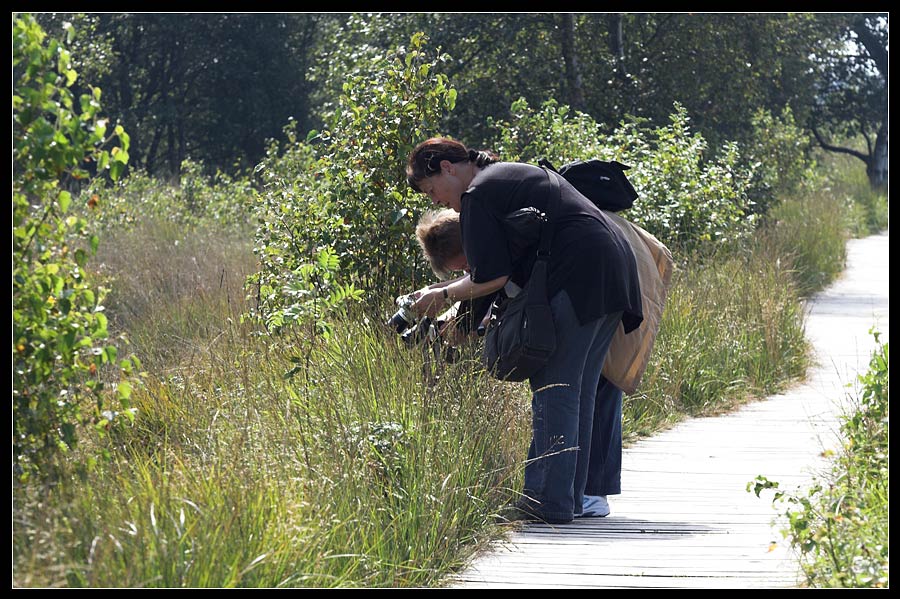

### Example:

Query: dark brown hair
xmin=406 ymin=137 xmax=498 ymax=192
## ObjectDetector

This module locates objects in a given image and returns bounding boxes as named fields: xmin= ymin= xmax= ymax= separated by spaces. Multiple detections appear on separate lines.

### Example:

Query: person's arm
xmin=421 ymin=273 xmax=468 ymax=291
xmin=412 ymin=274 xmax=509 ymax=319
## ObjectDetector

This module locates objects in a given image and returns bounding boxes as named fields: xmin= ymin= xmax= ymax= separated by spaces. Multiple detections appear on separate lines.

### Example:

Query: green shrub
xmin=13 ymin=13 xmax=137 ymax=481
xmin=742 ymin=106 xmax=818 ymax=216
xmin=249 ymin=32 xmax=457 ymax=332
xmin=490 ymin=99 xmax=757 ymax=252
xmin=78 ymin=158 xmax=257 ymax=232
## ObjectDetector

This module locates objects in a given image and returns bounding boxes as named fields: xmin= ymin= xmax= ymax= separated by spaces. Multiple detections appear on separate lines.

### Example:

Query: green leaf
xmin=94 ymin=120 xmax=107 ymax=141
xmin=110 ymin=161 xmax=124 ymax=181
xmin=117 ymin=381 xmax=132 ymax=401
xmin=390 ymin=208 xmax=408 ymax=225
xmin=103 ymin=345 xmax=118 ymax=364
xmin=93 ymin=312 xmax=108 ymax=337
xmin=283 ymin=365 xmax=302 ymax=379
xmin=62 ymin=21 xmax=75 ymax=44
xmin=74 ymin=248 xmax=88 ymax=267
xmin=59 ymin=193 xmax=72 ymax=218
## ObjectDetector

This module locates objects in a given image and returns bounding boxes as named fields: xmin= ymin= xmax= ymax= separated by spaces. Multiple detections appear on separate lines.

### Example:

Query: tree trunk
xmin=167 ymin=123 xmax=177 ymax=181
xmin=145 ymin=126 xmax=161 ymax=174
xmin=607 ymin=13 xmax=626 ymax=79
xmin=852 ymin=17 xmax=887 ymax=192
xmin=871 ymin=120 xmax=888 ymax=190
xmin=560 ymin=14 xmax=585 ymax=111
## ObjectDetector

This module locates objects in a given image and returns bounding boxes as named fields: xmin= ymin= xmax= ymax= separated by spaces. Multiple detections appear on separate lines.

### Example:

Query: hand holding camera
xmin=386 ymin=292 xmax=421 ymax=334
xmin=385 ymin=291 xmax=462 ymax=363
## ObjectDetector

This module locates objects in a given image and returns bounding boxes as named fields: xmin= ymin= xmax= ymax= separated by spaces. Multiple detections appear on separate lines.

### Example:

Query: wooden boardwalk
xmin=449 ymin=231 xmax=889 ymax=589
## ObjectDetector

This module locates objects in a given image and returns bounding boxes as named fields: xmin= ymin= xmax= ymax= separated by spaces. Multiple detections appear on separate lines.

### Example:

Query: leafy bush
xmin=13 ymin=14 xmax=137 ymax=481
xmin=249 ymin=32 xmax=457 ymax=332
xmin=78 ymin=158 xmax=257 ymax=232
xmin=742 ymin=106 xmax=819 ymax=216
xmin=490 ymin=99 xmax=757 ymax=252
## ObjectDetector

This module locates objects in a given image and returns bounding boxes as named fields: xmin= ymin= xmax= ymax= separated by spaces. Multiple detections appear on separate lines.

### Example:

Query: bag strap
xmin=537 ymin=165 xmax=561 ymax=259
xmin=510 ymin=166 xmax=559 ymax=308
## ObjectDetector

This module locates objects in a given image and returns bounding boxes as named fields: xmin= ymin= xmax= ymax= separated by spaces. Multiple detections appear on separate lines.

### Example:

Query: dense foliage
xmin=33 ymin=12 xmax=334 ymax=178
xmin=32 ymin=13 xmax=886 ymax=188
xmin=248 ymin=32 xmax=457 ymax=331
xmin=809 ymin=14 xmax=888 ymax=188
xmin=489 ymin=98 xmax=805 ymax=251
xmin=13 ymin=14 xmax=137 ymax=481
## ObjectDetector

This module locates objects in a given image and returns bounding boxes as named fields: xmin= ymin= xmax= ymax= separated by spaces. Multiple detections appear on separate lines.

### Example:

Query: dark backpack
xmin=537 ymin=157 xmax=638 ymax=212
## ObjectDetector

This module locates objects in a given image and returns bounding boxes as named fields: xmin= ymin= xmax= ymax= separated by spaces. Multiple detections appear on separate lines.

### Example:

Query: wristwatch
xmin=442 ymin=287 xmax=453 ymax=305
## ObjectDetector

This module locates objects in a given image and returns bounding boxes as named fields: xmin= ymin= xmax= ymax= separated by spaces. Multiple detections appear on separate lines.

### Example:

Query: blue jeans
xmin=524 ymin=290 xmax=622 ymax=522
xmin=585 ymin=374 xmax=623 ymax=497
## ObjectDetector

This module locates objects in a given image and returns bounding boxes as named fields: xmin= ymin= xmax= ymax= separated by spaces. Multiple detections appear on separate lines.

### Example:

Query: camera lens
xmin=387 ymin=310 xmax=413 ymax=334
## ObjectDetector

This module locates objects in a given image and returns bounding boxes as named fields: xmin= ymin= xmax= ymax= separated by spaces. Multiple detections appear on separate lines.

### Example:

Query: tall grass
xmin=813 ymin=149 xmax=889 ymax=239
xmin=89 ymin=218 xmax=257 ymax=372
xmin=13 ymin=219 xmax=532 ymax=586
xmin=13 ymin=322 xmax=531 ymax=587
xmin=13 ymin=157 xmax=876 ymax=587
xmin=624 ymin=233 xmax=810 ymax=438
xmin=760 ymin=192 xmax=849 ymax=297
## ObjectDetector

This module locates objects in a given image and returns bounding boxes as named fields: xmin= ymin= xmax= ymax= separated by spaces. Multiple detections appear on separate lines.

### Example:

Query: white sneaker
xmin=579 ymin=494 xmax=610 ymax=517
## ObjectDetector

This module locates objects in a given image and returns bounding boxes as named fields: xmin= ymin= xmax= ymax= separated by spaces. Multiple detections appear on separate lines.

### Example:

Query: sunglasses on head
xmin=423 ymin=153 xmax=443 ymax=176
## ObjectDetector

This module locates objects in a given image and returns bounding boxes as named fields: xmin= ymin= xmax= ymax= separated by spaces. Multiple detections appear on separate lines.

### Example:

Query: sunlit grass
xmin=13 ymin=226 xmax=531 ymax=586
xmin=624 ymin=230 xmax=810 ymax=438
xmin=813 ymin=149 xmax=889 ymax=238
xmin=13 ymin=162 xmax=876 ymax=586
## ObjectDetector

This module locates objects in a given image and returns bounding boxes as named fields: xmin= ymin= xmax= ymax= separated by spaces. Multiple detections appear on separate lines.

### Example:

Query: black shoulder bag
xmin=537 ymin=157 xmax=638 ymax=212
xmin=482 ymin=167 xmax=560 ymax=382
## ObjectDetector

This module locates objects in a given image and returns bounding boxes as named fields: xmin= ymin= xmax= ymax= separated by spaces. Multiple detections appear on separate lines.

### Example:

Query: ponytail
xmin=467 ymin=148 xmax=500 ymax=168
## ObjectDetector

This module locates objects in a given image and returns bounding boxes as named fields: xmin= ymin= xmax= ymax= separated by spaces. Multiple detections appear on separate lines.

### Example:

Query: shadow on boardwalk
xmin=449 ymin=231 xmax=889 ymax=589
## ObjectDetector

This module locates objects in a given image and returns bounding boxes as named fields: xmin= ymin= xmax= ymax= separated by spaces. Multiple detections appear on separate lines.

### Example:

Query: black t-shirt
xmin=460 ymin=161 xmax=643 ymax=333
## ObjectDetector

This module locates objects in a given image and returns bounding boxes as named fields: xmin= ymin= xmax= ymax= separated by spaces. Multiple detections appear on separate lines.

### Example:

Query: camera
xmin=386 ymin=293 xmax=460 ymax=364
xmin=400 ymin=315 xmax=436 ymax=347
xmin=386 ymin=293 xmax=418 ymax=334
xmin=402 ymin=316 xmax=460 ymax=364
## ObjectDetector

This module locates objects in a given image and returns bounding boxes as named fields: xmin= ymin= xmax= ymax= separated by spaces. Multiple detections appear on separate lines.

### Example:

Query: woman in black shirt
xmin=405 ymin=137 xmax=642 ymax=524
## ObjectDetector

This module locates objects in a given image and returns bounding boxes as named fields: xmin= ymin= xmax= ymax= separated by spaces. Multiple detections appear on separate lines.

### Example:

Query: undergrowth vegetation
xmin=13 ymin=16 xmax=888 ymax=588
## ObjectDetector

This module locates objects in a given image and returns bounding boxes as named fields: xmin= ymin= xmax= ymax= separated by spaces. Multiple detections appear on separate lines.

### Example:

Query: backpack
xmin=537 ymin=157 xmax=638 ymax=212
